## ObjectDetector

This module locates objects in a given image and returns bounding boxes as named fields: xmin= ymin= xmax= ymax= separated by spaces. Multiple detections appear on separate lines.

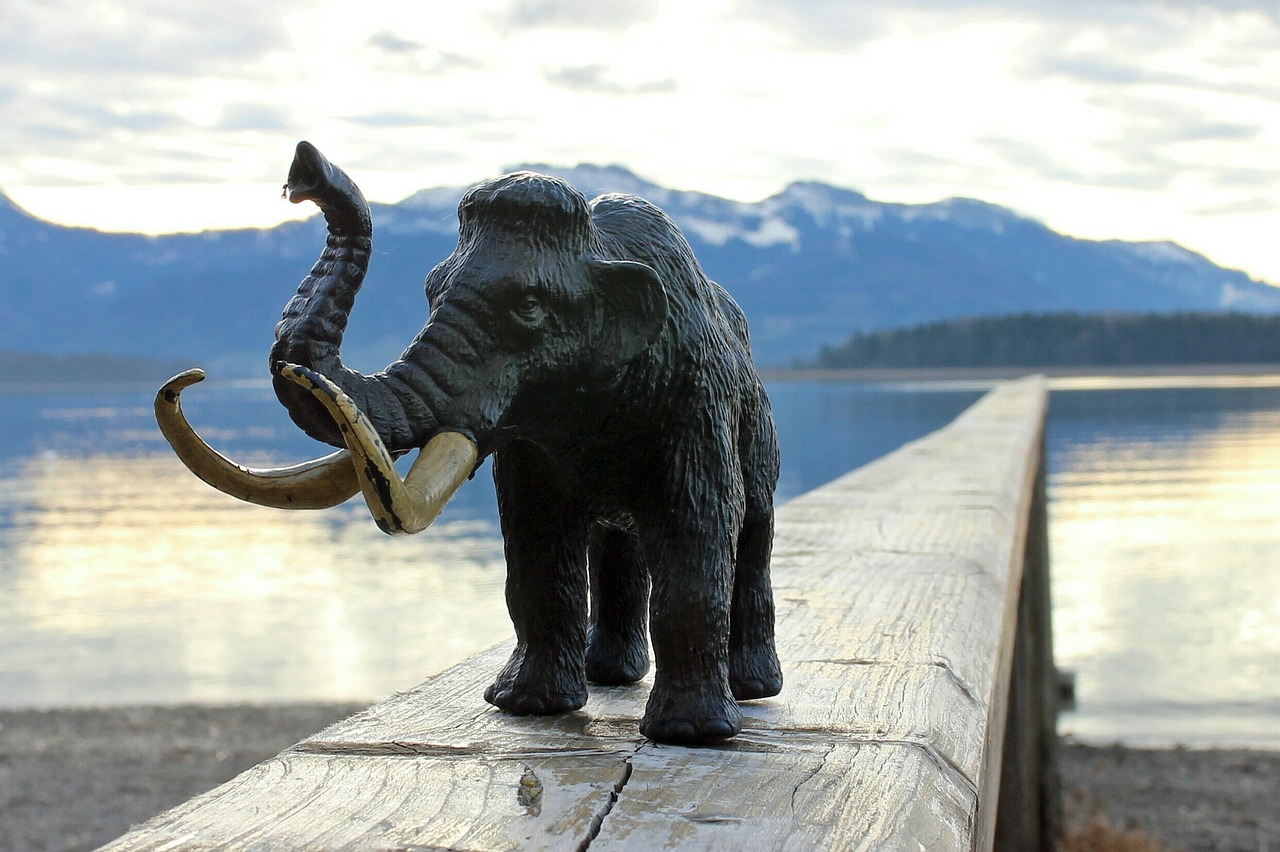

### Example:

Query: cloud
xmin=542 ymin=64 xmax=678 ymax=96
xmin=0 ymin=0 xmax=303 ymax=76
xmin=1149 ymin=0 xmax=1280 ymax=18
xmin=718 ymin=1 xmax=892 ymax=51
xmin=1037 ymin=55 xmax=1151 ymax=86
xmin=218 ymin=104 xmax=295 ymax=133
xmin=0 ymin=0 xmax=310 ymax=179
xmin=1201 ymin=166 xmax=1280 ymax=190
xmin=978 ymin=137 xmax=1092 ymax=184
xmin=727 ymin=0 xmax=1280 ymax=51
xmin=766 ymin=0 xmax=1280 ymax=17
xmin=1022 ymin=24 xmax=1280 ymax=101
xmin=341 ymin=109 xmax=509 ymax=129
xmin=0 ymin=81 xmax=201 ymax=179
xmin=1088 ymin=93 xmax=1266 ymax=149
xmin=1190 ymin=196 xmax=1278 ymax=216
xmin=345 ymin=141 xmax=475 ymax=175
xmin=493 ymin=0 xmax=658 ymax=32
xmin=367 ymin=31 xmax=424 ymax=54
xmin=981 ymin=101 xmax=1266 ymax=196
xmin=364 ymin=31 xmax=488 ymax=74
xmin=1177 ymin=121 xmax=1264 ymax=143
xmin=8 ymin=96 xmax=193 ymax=144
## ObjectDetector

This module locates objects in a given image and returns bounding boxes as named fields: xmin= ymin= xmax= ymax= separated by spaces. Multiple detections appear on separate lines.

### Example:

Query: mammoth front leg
xmin=485 ymin=444 xmax=590 ymax=716
xmin=638 ymin=453 xmax=745 ymax=744
xmin=642 ymin=520 xmax=740 ymax=743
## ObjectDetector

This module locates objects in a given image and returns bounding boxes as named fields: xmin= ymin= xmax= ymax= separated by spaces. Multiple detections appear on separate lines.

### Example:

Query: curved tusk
xmin=278 ymin=363 xmax=478 ymax=536
xmin=155 ymin=368 xmax=362 ymax=509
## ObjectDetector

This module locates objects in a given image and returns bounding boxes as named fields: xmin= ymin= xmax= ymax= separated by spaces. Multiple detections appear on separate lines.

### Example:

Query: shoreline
xmin=4 ymin=363 xmax=1280 ymax=394
xmin=1 ymin=704 xmax=1275 ymax=851
xmin=759 ymin=362 xmax=1280 ymax=382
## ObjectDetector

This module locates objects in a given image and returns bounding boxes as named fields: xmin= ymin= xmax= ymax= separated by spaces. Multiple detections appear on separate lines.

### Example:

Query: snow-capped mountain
xmin=2 ymin=165 xmax=1277 ymax=370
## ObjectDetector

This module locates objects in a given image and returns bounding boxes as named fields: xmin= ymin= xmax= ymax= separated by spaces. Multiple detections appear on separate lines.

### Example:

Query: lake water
xmin=1 ymin=375 xmax=1278 ymax=748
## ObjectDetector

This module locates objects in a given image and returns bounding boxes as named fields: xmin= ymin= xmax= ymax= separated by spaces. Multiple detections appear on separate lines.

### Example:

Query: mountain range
xmin=3 ymin=164 xmax=1278 ymax=371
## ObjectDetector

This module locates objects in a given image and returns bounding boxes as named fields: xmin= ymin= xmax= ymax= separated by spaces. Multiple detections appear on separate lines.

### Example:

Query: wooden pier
xmin=102 ymin=376 xmax=1056 ymax=851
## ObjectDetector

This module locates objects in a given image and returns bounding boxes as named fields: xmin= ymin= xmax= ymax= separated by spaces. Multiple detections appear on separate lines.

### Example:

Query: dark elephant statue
xmin=156 ymin=141 xmax=782 ymax=744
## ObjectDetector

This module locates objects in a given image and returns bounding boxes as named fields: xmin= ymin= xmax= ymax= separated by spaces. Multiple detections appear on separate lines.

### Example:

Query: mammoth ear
xmin=588 ymin=259 xmax=669 ymax=369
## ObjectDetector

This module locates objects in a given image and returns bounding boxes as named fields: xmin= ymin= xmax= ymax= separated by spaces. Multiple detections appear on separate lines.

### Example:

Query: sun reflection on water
xmin=0 ymin=451 xmax=510 ymax=708
xmin=1050 ymin=404 xmax=1280 ymax=747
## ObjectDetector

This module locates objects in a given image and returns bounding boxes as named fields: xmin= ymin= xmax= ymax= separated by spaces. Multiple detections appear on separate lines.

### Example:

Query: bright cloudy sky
xmin=3 ymin=0 xmax=1279 ymax=283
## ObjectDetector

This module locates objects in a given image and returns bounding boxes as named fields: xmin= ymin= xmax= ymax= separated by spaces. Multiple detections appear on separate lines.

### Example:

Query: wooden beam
xmin=102 ymin=376 xmax=1051 ymax=851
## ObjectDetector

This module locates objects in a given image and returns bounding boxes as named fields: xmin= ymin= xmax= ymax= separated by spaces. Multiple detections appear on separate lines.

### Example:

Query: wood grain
xmin=102 ymin=376 xmax=1049 ymax=851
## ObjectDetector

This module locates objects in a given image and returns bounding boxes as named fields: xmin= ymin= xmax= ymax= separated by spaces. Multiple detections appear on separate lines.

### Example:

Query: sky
xmin=3 ymin=0 xmax=1279 ymax=284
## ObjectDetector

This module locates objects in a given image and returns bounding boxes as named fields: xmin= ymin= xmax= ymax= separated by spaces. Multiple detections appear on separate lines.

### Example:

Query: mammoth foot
xmin=484 ymin=647 xmax=587 ymax=716
xmin=585 ymin=626 xmax=650 ymax=686
xmin=729 ymin=644 xmax=784 ymax=701
xmin=640 ymin=681 xmax=741 ymax=744
xmin=485 ymin=680 xmax=587 ymax=716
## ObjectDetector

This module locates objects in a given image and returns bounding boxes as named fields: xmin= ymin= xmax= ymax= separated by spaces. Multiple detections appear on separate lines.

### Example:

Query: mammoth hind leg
xmin=729 ymin=405 xmax=783 ymax=701
xmin=585 ymin=522 xmax=651 ymax=685
xmin=729 ymin=505 xmax=783 ymax=701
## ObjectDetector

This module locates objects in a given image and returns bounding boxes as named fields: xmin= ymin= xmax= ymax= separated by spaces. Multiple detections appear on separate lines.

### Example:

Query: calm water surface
xmin=1 ymin=376 xmax=1277 ymax=748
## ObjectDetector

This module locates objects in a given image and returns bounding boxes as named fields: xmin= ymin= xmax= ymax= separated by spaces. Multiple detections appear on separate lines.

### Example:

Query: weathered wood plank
xmin=95 ymin=748 xmax=630 ymax=850
xmin=101 ymin=376 xmax=1049 ymax=851
xmin=585 ymin=740 xmax=975 ymax=850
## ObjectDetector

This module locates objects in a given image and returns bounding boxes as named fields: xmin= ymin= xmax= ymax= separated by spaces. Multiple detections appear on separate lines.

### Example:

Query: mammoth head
xmin=435 ymin=171 xmax=669 ymax=381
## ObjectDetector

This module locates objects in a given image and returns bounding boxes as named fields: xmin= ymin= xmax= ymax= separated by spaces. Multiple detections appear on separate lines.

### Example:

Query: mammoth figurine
xmin=156 ymin=141 xmax=782 ymax=744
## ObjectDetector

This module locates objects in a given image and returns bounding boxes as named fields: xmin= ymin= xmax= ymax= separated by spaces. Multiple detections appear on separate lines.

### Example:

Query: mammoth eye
xmin=512 ymin=295 xmax=544 ymax=322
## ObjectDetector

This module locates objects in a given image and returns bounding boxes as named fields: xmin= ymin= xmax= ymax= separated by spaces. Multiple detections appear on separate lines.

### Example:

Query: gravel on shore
xmin=0 ymin=704 xmax=366 ymax=851
xmin=1057 ymin=738 xmax=1280 ymax=852
xmin=1 ymin=704 xmax=1277 ymax=852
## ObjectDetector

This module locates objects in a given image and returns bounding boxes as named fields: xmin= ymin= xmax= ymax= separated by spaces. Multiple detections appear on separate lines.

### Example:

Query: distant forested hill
xmin=815 ymin=312 xmax=1280 ymax=369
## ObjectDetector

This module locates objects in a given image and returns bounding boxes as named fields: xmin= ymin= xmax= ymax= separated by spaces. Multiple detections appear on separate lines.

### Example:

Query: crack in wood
xmin=789 ymin=741 xmax=837 ymax=819
xmin=905 ymin=736 xmax=980 ymax=803
xmin=789 ymin=656 xmax=985 ymax=710
xmin=576 ymin=744 xmax=640 ymax=851
xmin=289 ymin=740 xmax=635 ymax=760
xmin=930 ymin=656 xmax=983 ymax=707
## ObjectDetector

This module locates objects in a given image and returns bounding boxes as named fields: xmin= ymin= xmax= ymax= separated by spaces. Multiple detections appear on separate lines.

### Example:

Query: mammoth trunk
xmin=270 ymin=141 xmax=425 ymax=451
xmin=269 ymin=221 xmax=370 ymax=445
xmin=154 ymin=141 xmax=475 ymax=537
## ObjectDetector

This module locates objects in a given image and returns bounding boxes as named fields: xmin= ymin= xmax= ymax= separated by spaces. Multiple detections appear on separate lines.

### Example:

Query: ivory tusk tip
xmin=157 ymin=368 xmax=207 ymax=402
